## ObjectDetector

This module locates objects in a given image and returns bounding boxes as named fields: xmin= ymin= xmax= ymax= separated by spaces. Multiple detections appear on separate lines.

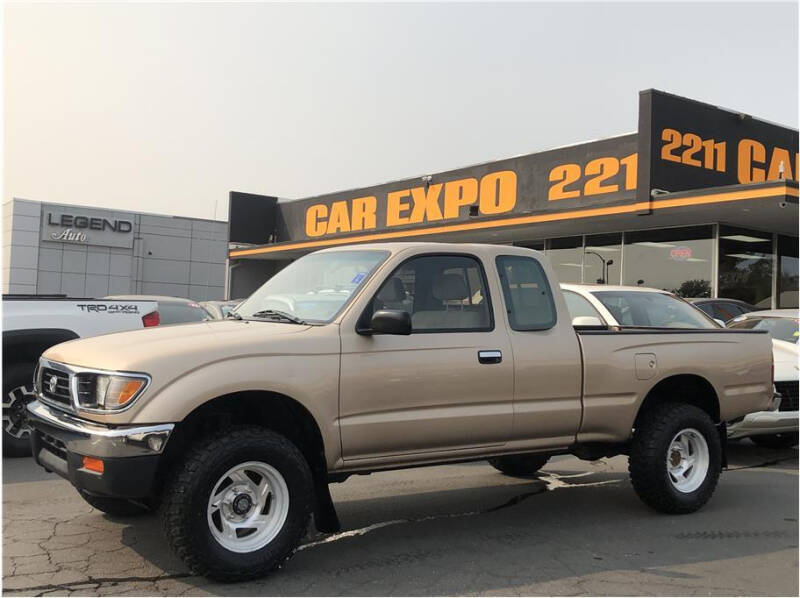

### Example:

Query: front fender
xmin=132 ymin=352 xmax=341 ymax=467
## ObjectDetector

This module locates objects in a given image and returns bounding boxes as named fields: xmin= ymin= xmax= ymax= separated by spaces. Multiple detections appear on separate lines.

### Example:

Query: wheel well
xmin=635 ymin=374 xmax=720 ymax=428
xmin=157 ymin=391 xmax=327 ymax=494
xmin=2 ymin=329 xmax=79 ymax=373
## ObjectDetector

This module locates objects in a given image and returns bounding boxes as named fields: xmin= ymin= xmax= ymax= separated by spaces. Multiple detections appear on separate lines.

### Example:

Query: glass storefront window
xmin=584 ymin=233 xmax=622 ymax=285
xmin=514 ymin=240 xmax=545 ymax=251
xmin=718 ymin=226 xmax=773 ymax=308
xmin=546 ymin=237 xmax=584 ymax=283
xmin=777 ymin=235 xmax=798 ymax=308
xmin=622 ymin=226 xmax=713 ymax=297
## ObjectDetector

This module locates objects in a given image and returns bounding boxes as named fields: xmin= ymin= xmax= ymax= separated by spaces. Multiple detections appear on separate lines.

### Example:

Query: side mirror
xmin=714 ymin=318 xmax=726 ymax=327
xmin=369 ymin=309 xmax=412 ymax=335
xmin=572 ymin=316 xmax=605 ymax=328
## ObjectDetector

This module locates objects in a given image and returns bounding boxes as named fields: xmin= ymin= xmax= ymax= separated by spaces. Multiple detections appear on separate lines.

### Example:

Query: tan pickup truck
xmin=27 ymin=242 xmax=773 ymax=581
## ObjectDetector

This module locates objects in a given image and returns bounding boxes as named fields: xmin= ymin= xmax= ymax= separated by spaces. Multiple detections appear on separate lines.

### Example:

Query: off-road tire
xmin=80 ymin=491 xmax=149 ymax=517
xmin=629 ymin=402 xmax=721 ymax=514
xmin=160 ymin=426 xmax=313 ymax=582
xmin=488 ymin=454 xmax=550 ymax=477
xmin=3 ymin=363 xmax=37 ymax=458
xmin=750 ymin=432 xmax=799 ymax=449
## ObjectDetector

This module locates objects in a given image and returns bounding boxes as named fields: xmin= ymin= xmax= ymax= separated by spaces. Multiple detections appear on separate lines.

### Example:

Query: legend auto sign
xmin=41 ymin=207 xmax=135 ymax=248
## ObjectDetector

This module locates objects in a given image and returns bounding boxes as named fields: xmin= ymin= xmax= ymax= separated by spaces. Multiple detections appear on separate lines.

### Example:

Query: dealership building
xmin=227 ymin=90 xmax=799 ymax=310
xmin=2 ymin=199 xmax=228 ymax=300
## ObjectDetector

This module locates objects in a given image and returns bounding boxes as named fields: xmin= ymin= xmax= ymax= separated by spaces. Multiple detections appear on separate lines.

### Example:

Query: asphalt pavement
xmin=2 ymin=440 xmax=797 ymax=596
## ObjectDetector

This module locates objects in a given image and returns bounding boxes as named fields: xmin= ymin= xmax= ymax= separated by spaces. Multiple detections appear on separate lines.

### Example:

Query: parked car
xmin=687 ymin=297 xmax=757 ymax=323
xmin=28 ymin=243 xmax=773 ymax=581
xmin=726 ymin=309 xmax=799 ymax=448
xmin=560 ymin=284 xmax=721 ymax=329
xmin=105 ymin=295 xmax=211 ymax=325
xmin=562 ymin=285 xmax=798 ymax=448
xmin=2 ymin=294 xmax=159 ymax=456
xmin=200 ymin=300 xmax=242 ymax=320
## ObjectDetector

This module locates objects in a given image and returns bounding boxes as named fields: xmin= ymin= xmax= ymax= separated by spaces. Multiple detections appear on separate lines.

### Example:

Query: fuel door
xmin=635 ymin=353 xmax=658 ymax=380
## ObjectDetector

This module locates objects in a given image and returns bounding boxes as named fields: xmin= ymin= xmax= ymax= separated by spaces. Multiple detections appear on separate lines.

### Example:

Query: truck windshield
xmin=591 ymin=291 xmax=718 ymax=329
xmin=234 ymin=250 xmax=389 ymax=324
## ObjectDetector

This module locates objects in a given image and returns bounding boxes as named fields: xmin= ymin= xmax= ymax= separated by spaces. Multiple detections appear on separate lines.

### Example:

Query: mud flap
xmin=313 ymin=478 xmax=341 ymax=533
xmin=717 ymin=421 xmax=728 ymax=469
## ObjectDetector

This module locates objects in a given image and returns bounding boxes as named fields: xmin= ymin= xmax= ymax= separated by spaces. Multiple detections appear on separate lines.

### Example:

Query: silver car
xmin=726 ymin=310 xmax=799 ymax=448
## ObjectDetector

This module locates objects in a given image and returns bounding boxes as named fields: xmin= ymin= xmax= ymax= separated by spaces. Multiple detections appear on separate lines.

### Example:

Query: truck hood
xmin=43 ymin=319 xmax=312 ymax=372
xmin=773 ymin=339 xmax=799 ymax=382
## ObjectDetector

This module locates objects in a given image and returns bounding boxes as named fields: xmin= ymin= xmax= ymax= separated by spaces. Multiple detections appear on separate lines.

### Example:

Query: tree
xmin=672 ymin=279 xmax=711 ymax=298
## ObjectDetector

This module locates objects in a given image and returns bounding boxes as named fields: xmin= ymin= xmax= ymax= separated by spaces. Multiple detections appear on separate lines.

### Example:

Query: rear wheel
xmin=750 ymin=432 xmax=799 ymax=449
xmin=488 ymin=454 xmax=550 ymax=477
xmin=2 ymin=363 xmax=37 ymax=458
xmin=629 ymin=402 xmax=722 ymax=514
xmin=160 ymin=426 xmax=313 ymax=581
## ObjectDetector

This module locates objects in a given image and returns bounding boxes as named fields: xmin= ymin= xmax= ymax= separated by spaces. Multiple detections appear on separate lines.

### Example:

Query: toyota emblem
xmin=47 ymin=375 xmax=58 ymax=394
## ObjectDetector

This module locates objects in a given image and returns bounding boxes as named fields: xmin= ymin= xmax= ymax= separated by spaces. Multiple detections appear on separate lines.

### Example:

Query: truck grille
xmin=776 ymin=381 xmax=799 ymax=412
xmin=40 ymin=368 xmax=71 ymax=407
xmin=76 ymin=375 xmax=95 ymax=406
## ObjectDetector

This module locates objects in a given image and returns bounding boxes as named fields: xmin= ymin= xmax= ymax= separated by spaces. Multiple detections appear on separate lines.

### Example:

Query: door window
xmin=694 ymin=303 xmax=714 ymax=317
xmin=713 ymin=302 xmax=744 ymax=322
xmin=496 ymin=256 xmax=557 ymax=330
xmin=368 ymin=255 xmax=493 ymax=332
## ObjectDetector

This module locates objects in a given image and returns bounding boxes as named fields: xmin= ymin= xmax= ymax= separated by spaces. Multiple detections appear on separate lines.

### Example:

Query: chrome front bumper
xmin=26 ymin=400 xmax=174 ymax=458
xmin=26 ymin=400 xmax=175 ymax=499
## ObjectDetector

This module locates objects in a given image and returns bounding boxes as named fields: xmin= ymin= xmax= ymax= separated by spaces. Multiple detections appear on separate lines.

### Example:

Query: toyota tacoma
xmin=26 ymin=243 xmax=774 ymax=580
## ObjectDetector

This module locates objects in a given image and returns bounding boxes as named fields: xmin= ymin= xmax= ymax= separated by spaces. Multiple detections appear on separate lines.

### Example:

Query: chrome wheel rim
xmin=206 ymin=461 xmax=289 ymax=553
xmin=2 ymin=385 xmax=36 ymax=439
xmin=666 ymin=428 xmax=709 ymax=493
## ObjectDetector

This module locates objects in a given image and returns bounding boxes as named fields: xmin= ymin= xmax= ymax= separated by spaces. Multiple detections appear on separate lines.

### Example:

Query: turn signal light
xmin=117 ymin=379 xmax=146 ymax=405
xmin=142 ymin=311 xmax=160 ymax=327
xmin=82 ymin=456 xmax=104 ymax=474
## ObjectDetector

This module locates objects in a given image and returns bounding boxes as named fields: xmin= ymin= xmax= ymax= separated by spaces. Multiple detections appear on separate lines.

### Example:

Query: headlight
xmin=75 ymin=373 xmax=149 ymax=410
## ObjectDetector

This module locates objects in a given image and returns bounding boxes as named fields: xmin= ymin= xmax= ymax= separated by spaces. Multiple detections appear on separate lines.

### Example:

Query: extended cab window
xmin=369 ymin=255 xmax=492 ymax=332
xmin=496 ymin=255 xmax=556 ymax=330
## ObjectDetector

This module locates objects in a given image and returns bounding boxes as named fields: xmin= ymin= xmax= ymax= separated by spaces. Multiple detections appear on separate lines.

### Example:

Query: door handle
xmin=478 ymin=350 xmax=502 ymax=364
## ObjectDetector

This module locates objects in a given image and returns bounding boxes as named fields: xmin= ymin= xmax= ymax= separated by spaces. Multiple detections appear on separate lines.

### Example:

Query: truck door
xmin=338 ymin=253 xmax=514 ymax=461
xmin=494 ymin=254 xmax=583 ymax=447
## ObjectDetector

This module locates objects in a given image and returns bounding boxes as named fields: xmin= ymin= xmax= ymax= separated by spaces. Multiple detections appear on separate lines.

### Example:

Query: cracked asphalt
xmin=3 ymin=440 xmax=797 ymax=596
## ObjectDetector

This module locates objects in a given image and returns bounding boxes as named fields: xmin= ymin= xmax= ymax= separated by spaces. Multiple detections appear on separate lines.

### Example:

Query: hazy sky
xmin=4 ymin=2 xmax=798 ymax=221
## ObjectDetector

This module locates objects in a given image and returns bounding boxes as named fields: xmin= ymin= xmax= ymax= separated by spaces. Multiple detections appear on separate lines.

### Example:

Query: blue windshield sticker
xmin=351 ymin=272 xmax=366 ymax=284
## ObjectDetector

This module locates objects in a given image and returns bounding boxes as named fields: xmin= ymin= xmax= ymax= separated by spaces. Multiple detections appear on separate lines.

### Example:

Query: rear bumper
xmin=727 ymin=410 xmax=799 ymax=439
xmin=26 ymin=400 xmax=174 ymax=499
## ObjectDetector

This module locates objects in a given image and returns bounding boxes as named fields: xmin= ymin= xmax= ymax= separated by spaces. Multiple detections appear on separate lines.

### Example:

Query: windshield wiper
xmin=248 ymin=309 xmax=307 ymax=325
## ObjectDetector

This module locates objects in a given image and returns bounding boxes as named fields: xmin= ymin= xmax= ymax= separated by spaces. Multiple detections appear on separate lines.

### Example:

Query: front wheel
xmin=160 ymin=426 xmax=313 ymax=581
xmin=629 ymin=403 xmax=722 ymax=514
xmin=3 ymin=363 xmax=37 ymax=457
xmin=750 ymin=432 xmax=799 ymax=449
